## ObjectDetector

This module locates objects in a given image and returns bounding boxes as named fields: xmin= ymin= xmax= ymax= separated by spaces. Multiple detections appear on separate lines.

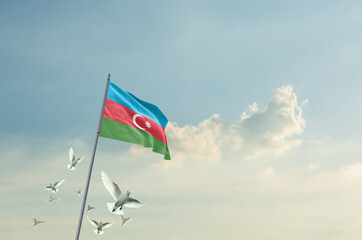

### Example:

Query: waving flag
xmin=100 ymin=81 xmax=171 ymax=160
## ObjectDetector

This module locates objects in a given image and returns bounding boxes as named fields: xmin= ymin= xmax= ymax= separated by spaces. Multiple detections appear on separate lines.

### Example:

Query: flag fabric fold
xmin=100 ymin=81 xmax=171 ymax=160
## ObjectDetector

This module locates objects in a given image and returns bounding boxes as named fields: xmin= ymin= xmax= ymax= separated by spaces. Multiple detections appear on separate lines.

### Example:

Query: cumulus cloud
xmin=158 ymin=85 xmax=306 ymax=165
xmin=237 ymin=86 xmax=306 ymax=154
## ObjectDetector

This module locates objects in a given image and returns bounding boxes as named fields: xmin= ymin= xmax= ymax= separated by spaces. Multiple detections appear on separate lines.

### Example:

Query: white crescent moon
xmin=133 ymin=114 xmax=146 ymax=130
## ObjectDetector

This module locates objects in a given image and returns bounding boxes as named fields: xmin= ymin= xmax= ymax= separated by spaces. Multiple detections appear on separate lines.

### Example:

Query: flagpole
xmin=74 ymin=73 xmax=111 ymax=240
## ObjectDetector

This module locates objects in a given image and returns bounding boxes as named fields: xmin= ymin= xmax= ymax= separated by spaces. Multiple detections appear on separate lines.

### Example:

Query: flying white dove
xmin=47 ymin=195 xmax=60 ymax=203
xmin=75 ymin=188 xmax=82 ymax=196
xmin=32 ymin=216 xmax=45 ymax=227
xmin=121 ymin=215 xmax=131 ymax=226
xmin=45 ymin=179 xmax=65 ymax=193
xmin=87 ymin=217 xmax=114 ymax=235
xmin=101 ymin=171 xmax=145 ymax=215
xmin=67 ymin=147 xmax=85 ymax=171
xmin=87 ymin=204 xmax=96 ymax=212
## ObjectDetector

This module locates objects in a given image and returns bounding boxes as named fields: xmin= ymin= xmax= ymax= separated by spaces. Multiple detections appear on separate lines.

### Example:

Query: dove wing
xmin=124 ymin=197 xmax=144 ymax=208
xmin=87 ymin=217 xmax=98 ymax=227
xmin=54 ymin=179 xmax=65 ymax=187
xmin=77 ymin=156 xmax=85 ymax=163
xmin=69 ymin=148 xmax=75 ymax=163
xmin=102 ymin=222 xmax=114 ymax=229
xmin=101 ymin=171 xmax=122 ymax=200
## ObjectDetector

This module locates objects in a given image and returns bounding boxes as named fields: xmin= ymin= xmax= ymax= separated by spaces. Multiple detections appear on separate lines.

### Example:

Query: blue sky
xmin=2 ymin=0 xmax=362 ymax=239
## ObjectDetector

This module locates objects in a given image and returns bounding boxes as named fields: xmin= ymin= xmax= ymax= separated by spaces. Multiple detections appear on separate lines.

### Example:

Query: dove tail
xmin=106 ymin=202 xmax=114 ymax=212
xmin=114 ymin=209 xmax=124 ymax=215
xmin=94 ymin=229 xmax=104 ymax=235
xmin=67 ymin=164 xmax=75 ymax=171
xmin=106 ymin=203 xmax=124 ymax=215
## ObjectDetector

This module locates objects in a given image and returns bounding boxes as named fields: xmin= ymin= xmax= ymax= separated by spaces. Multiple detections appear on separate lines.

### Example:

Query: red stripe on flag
xmin=103 ymin=98 xmax=168 ymax=145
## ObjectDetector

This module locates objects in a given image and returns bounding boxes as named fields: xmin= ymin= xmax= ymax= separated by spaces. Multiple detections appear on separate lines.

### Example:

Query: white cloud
xmin=164 ymin=115 xmax=225 ymax=163
xmin=154 ymin=85 xmax=306 ymax=167
xmin=238 ymin=86 xmax=305 ymax=153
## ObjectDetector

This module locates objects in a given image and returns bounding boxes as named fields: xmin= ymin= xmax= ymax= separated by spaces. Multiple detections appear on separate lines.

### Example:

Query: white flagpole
xmin=74 ymin=73 xmax=111 ymax=240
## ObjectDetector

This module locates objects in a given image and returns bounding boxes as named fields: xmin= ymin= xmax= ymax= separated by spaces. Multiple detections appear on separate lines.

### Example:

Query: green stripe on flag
xmin=100 ymin=117 xmax=171 ymax=160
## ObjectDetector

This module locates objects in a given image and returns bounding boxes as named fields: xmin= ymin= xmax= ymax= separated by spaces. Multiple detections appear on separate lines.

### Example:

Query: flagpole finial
xmin=107 ymin=73 xmax=111 ymax=80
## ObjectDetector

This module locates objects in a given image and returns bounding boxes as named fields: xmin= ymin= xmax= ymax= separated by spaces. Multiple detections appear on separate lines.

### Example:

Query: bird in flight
xmin=32 ymin=217 xmax=45 ymax=227
xmin=87 ymin=217 xmax=114 ymax=235
xmin=121 ymin=215 xmax=131 ymax=226
xmin=45 ymin=179 xmax=65 ymax=193
xmin=75 ymin=188 xmax=82 ymax=196
xmin=87 ymin=204 xmax=96 ymax=212
xmin=48 ymin=195 xmax=60 ymax=203
xmin=101 ymin=171 xmax=145 ymax=215
xmin=68 ymin=147 xmax=85 ymax=171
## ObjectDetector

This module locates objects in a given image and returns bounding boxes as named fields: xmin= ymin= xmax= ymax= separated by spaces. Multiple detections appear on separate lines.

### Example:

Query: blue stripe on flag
xmin=106 ymin=81 xmax=168 ymax=128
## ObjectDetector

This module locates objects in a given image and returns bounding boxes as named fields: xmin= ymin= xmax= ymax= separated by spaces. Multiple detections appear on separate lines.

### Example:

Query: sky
xmin=1 ymin=0 xmax=362 ymax=239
